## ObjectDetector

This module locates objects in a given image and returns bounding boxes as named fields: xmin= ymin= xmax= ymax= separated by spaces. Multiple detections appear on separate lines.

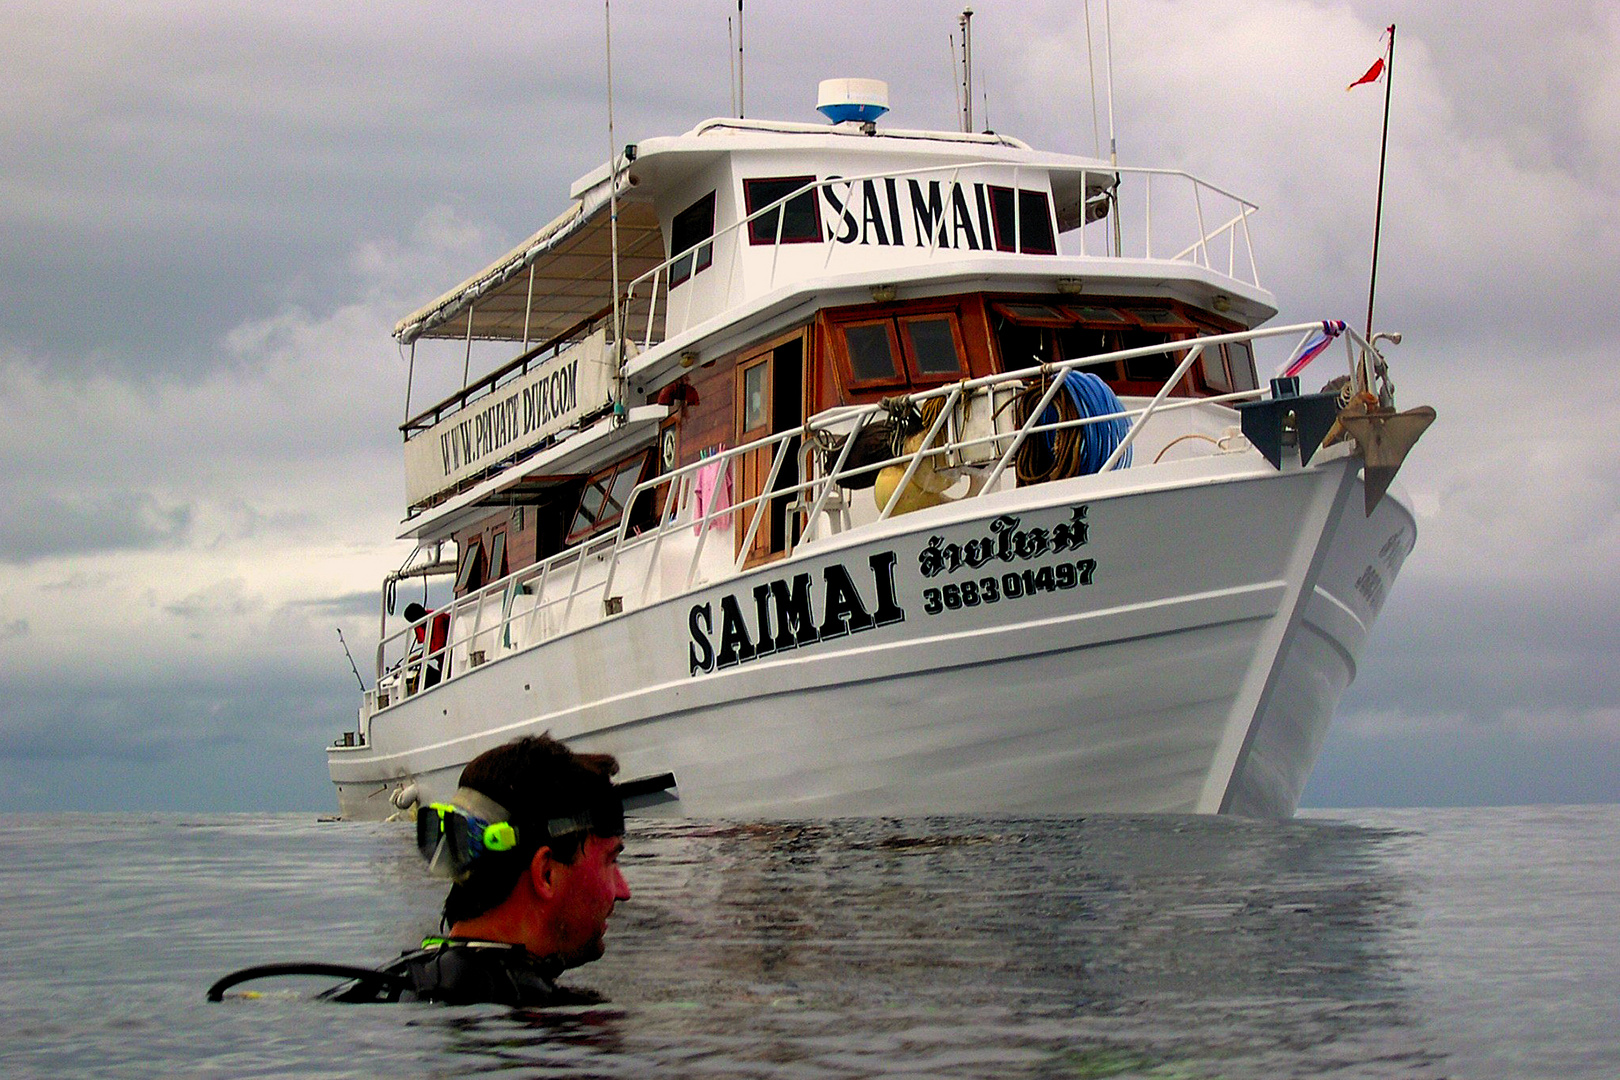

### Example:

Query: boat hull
xmin=331 ymin=450 xmax=1411 ymax=820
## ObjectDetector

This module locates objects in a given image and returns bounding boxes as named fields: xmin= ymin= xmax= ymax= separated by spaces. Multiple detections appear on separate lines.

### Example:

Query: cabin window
xmin=669 ymin=191 xmax=715 ymax=287
xmin=1226 ymin=340 xmax=1259 ymax=391
xmin=992 ymin=301 xmax=1070 ymax=327
xmin=1132 ymin=307 xmax=1197 ymax=331
xmin=1063 ymin=304 xmax=1131 ymax=324
xmin=903 ymin=316 xmax=966 ymax=376
xmin=487 ymin=530 xmax=508 ymax=582
xmin=1056 ymin=325 xmax=1122 ymax=378
xmin=455 ymin=538 xmax=484 ymax=594
xmin=1122 ymin=329 xmax=1180 ymax=382
xmin=841 ymin=320 xmax=903 ymax=385
xmin=741 ymin=357 xmax=770 ymax=432
xmin=1200 ymin=348 xmax=1232 ymax=393
xmin=988 ymin=187 xmax=1058 ymax=255
xmin=744 ymin=176 xmax=820 ymax=244
xmin=836 ymin=310 xmax=968 ymax=390
xmin=567 ymin=451 xmax=652 ymax=544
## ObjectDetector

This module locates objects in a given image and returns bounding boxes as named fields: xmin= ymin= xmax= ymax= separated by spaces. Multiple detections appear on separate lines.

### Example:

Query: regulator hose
xmin=206 ymin=962 xmax=409 ymax=1002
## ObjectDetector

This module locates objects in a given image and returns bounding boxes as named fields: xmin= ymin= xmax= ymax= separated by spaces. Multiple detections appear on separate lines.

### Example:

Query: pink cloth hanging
xmin=692 ymin=450 xmax=733 ymax=535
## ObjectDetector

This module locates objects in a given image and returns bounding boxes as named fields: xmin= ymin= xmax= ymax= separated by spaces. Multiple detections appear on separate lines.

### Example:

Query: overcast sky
xmin=2 ymin=0 xmax=1615 ymax=812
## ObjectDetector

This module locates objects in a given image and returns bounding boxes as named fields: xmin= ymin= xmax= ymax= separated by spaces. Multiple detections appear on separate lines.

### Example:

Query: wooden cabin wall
xmin=667 ymin=356 xmax=737 ymax=469
xmin=450 ymin=507 xmax=536 ymax=597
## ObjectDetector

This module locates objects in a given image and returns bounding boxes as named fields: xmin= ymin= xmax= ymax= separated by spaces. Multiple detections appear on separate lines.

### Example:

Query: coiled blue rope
xmin=1038 ymin=370 xmax=1132 ymax=474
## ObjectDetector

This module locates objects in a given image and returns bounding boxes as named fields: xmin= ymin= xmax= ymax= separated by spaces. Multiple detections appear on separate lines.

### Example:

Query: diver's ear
xmin=528 ymin=846 xmax=557 ymax=899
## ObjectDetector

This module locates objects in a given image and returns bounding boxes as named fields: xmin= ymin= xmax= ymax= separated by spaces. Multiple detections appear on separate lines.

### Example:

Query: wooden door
xmin=735 ymin=331 xmax=805 ymax=565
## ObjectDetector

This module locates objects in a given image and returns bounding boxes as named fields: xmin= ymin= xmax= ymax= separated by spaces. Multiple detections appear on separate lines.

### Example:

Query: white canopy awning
xmin=394 ymin=173 xmax=666 ymax=346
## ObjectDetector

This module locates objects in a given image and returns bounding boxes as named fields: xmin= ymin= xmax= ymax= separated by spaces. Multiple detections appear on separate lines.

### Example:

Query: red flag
xmin=1347 ymin=26 xmax=1393 ymax=90
xmin=1347 ymin=57 xmax=1384 ymax=90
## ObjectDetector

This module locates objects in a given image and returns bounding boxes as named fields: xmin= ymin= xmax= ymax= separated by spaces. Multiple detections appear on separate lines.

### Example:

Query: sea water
xmin=1 ymin=807 xmax=1615 ymax=1079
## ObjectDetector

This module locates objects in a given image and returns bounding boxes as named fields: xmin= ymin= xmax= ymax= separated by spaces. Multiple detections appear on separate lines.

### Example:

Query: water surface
xmin=1 ymin=807 xmax=1614 ymax=1078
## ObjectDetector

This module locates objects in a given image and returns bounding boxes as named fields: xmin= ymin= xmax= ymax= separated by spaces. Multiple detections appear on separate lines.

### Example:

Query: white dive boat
xmin=329 ymin=79 xmax=1433 ymax=821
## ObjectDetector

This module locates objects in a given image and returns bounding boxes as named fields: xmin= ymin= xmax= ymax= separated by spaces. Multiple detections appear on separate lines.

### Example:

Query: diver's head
xmin=422 ymin=735 xmax=629 ymax=968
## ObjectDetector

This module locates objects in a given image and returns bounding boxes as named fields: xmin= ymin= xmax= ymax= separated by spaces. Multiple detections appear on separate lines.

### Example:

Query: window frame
xmin=668 ymin=191 xmax=716 ymax=288
xmin=455 ymin=538 xmax=484 ymax=594
xmin=987 ymin=186 xmax=1059 ymax=255
xmin=897 ymin=312 xmax=969 ymax=382
xmin=737 ymin=353 xmax=773 ymax=438
xmin=743 ymin=176 xmax=821 ymax=246
xmin=835 ymin=317 xmax=907 ymax=390
xmin=565 ymin=451 xmax=653 ymax=545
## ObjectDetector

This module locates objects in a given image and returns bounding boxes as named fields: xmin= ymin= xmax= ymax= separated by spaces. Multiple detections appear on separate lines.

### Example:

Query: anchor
xmin=1236 ymin=377 xmax=1342 ymax=471
xmin=1336 ymin=406 xmax=1436 ymax=515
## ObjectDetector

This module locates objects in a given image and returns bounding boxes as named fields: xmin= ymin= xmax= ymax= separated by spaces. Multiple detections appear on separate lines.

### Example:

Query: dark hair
xmin=442 ymin=734 xmax=620 ymax=925
xmin=403 ymin=602 xmax=426 ymax=622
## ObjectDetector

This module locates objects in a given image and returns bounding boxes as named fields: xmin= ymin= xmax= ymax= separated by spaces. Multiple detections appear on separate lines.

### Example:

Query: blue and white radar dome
xmin=816 ymin=78 xmax=890 ymax=124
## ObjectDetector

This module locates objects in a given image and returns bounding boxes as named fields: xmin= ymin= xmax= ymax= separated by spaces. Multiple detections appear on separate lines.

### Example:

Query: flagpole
xmin=1364 ymin=24 xmax=1395 ymax=341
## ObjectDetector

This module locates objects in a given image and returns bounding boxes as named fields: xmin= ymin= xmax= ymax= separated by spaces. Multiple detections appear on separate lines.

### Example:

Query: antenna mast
xmin=728 ymin=17 xmax=737 ymax=116
xmin=605 ymin=1 xmax=624 ymax=379
xmin=1103 ymin=0 xmax=1121 ymax=256
xmin=737 ymin=1 xmax=746 ymax=119
xmin=958 ymin=8 xmax=974 ymax=132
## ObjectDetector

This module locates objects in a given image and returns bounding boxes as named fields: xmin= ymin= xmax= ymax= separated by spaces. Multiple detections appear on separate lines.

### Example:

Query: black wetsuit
xmin=322 ymin=939 xmax=572 ymax=1006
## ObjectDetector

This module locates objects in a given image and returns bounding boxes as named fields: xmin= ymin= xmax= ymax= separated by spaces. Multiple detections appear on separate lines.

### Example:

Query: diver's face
xmin=550 ymin=833 xmax=630 ymax=967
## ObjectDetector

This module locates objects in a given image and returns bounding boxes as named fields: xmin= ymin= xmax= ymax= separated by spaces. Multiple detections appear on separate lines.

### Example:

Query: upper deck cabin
xmin=389 ymin=101 xmax=1277 ymax=600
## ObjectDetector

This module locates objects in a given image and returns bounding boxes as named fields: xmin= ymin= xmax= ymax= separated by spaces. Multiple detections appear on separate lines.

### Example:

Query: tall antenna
xmin=737 ymin=1 xmax=745 ymax=119
xmin=1103 ymin=0 xmax=1121 ymax=256
xmin=728 ymin=16 xmax=737 ymax=117
xmin=949 ymin=32 xmax=962 ymax=130
xmin=958 ymin=8 xmax=974 ymax=132
xmin=1083 ymin=0 xmax=1101 ymax=157
xmin=605 ymin=0 xmax=624 ymax=379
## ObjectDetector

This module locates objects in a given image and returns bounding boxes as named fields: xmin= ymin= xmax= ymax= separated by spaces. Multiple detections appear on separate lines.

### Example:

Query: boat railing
xmin=1083 ymin=167 xmax=1261 ymax=285
xmin=370 ymin=319 xmax=1372 ymax=715
xmin=624 ymin=162 xmax=1261 ymax=352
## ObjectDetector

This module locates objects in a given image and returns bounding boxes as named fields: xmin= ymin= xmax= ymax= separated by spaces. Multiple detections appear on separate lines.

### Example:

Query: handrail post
xmin=733 ymin=435 xmax=791 ymax=571
xmin=1099 ymin=343 xmax=1206 ymax=472
xmin=983 ymin=368 xmax=1071 ymax=490
xmin=1192 ymin=182 xmax=1210 ymax=268
xmin=1143 ymin=173 xmax=1152 ymax=259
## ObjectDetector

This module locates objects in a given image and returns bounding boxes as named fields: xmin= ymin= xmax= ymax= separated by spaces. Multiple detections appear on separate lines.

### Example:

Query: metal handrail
xmin=622 ymin=161 xmax=1262 ymax=351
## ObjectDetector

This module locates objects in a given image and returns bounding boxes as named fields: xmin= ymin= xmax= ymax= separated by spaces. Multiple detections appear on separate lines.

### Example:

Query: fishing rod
xmin=336 ymin=628 xmax=367 ymax=693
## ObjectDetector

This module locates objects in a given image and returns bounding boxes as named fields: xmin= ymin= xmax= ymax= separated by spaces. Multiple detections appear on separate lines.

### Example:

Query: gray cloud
xmin=287 ymin=591 xmax=382 ymax=621
xmin=0 ymin=669 xmax=348 ymax=767
xmin=0 ymin=490 xmax=191 ymax=564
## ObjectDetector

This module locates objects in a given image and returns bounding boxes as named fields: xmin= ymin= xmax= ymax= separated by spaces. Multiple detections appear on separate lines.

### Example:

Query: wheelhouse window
xmin=834 ymin=310 xmax=968 ymax=390
xmin=988 ymin=187 xmax=1058 ymax=255
xmin=992 ymin=298 xmax=1209 ymax=392
xmin=904 ymin=316 xmax=964 ymax=376
xmin=669 ymin=191 xmax=715 ymax=287
xmin=744 ymin=176 xmax=820 ymax=245
xmin=487 ymin=530 xmax=508 ymax=583
xmin=567 ymin=451 xmax=651 ymax=544
xmin=842 ymin=320 xmax=903 ymax=385
xmin=455 ymin=538 xmax=484 ymax=594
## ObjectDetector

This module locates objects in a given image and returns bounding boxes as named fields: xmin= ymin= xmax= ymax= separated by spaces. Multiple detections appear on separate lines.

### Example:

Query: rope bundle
xmin=1012 ymin=371 xmax=1132 ymax=484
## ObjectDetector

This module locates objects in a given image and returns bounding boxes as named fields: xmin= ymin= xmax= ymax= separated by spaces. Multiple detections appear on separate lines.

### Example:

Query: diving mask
xmin=415 ymin=785 xmax=626 ymax=881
